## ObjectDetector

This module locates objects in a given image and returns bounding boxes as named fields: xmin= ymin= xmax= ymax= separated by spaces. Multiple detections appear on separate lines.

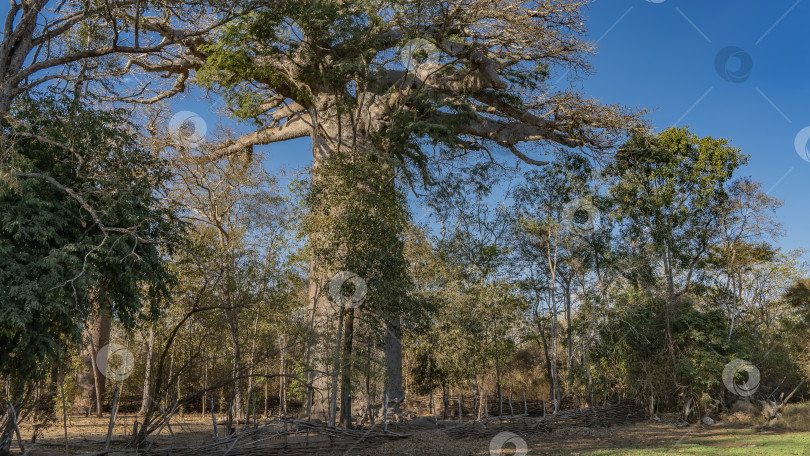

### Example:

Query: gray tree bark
xmin=77 ymin=306 xmax=111 ymax=417
xmin=138 ymin=326 xmax=155 ymax=415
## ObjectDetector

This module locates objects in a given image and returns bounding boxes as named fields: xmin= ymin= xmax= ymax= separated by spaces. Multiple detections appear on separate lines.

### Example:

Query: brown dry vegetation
xmin=11 ymin=410 xmax=810 ymax=456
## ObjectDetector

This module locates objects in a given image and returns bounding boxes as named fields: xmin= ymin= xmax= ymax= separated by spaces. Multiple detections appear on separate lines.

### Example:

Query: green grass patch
xmin=579 ymin=429 xmax=810 ymax=455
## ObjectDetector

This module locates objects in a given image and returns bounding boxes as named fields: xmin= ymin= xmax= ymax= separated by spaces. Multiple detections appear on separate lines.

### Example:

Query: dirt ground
xmin=11 ymin=413 xmax=809 ymax=455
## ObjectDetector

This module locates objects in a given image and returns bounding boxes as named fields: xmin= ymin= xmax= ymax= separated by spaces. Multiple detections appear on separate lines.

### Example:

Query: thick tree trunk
xmin=305 ymin=103 xmax=405 ymax=424
xmin=384 ymin=318 xmax=404 ymax=406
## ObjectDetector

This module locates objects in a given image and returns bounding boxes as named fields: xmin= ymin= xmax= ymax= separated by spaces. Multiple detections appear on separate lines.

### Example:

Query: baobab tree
xmin=186 ymin=0 xmax=643 ymax=421
xmin=3 ymin=0 xmax=643 ymax=423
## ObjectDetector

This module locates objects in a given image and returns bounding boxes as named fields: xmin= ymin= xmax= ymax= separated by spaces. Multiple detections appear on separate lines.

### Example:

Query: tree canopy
xmin=0 ymin=95 xmax=182 ymax=384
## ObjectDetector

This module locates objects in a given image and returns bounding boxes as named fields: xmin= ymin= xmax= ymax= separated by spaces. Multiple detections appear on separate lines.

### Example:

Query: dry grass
xmin=777 ymin=402 xmax=810 ymax=431
xmin=12 ymin=407 xmax=810 ymax=455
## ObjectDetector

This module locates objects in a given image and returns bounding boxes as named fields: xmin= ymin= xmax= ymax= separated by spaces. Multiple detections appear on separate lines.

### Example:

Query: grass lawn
xmin=584 ymin=427 xmax=810 ymax=455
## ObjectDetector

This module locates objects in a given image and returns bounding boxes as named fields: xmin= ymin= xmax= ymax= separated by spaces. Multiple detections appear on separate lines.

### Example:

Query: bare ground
xmin=10 ymin=413 xmax=803 ymax=455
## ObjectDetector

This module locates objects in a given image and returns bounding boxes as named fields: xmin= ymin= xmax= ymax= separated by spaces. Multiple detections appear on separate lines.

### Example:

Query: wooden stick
xmin=105 ymin=387 xmax=120 ymax=449
xmin=780 ymin=380 xmax=805 ymax=410
xmin=770 ymin=379 xmax=807 ymax=421
xmin=158 ymin=403 xmax=175 ymax=440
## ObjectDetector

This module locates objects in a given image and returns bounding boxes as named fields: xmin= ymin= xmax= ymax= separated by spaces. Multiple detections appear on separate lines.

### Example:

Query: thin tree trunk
xmin=564 ymin=279 xmax=573 ymax=390
xmin=536 ymin=317 xmax=555 ymax=406
xmin=203 ymin=358 xmax=208 ymax=418
xmin=264 ymin=364 xmax=269 ymax=417
xmin=78 ymin=306 xmax=111 ymax=417
xmin=279 ymin=334 xmax=287 ymax=415
xmin=225 ymin=306 xmax=244 ymax=421
xmin=139 ymin=326 xmax=155 ymax=415
xmin=547 ymin=286 xmax=560 ymax=413
xmin=339 ymin=309 xmax=355 ymax=428
xmin=328 ymin=309 xmax=345 ymax=427
xmin=246 ymin=312 xmax=260 ymax=418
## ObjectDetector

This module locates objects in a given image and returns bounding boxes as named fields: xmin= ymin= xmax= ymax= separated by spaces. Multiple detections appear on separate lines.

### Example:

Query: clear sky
xmin=579 ymin=0 xmax=809 ymax=257
xmin=243 ymin=0 xmax=810 ymax=258
xmin=6 ymin=0 xmax=807 ymax=257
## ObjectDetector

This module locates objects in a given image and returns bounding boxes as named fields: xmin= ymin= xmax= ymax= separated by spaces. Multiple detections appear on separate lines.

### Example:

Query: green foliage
xmin=304 ymin=150 xmax=413 ymax=320
xmin=589 ymin=292 xmax=731 ymax=412
xmin=607 ymin=127 xmax=748 ymax=268
xmin=198 ymin=1 xmax=382 ymax=109
xmin=287 ymin=360 xmax=312 ymax=403
xmin=0 ymin=94 xmax=182 ymax=384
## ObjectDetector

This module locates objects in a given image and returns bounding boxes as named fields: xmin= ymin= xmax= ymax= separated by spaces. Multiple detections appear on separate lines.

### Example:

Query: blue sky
xmin=239 ymin=0 xmax=810 ymax=259
xmin=5 ymin=0 xmax=807 ymax=257
xmin=581 ymin=0 xmax=809 ymax=257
